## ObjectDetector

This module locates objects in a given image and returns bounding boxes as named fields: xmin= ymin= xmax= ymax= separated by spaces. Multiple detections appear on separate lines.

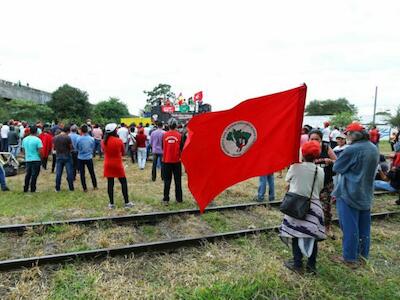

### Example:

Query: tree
xmin=329 ymin=111 xmax=360 ymax=129
xmin=143 ymin=84 xmax=175 ymax=106
xmin=93 ymin=97 xmax=130 ymax=124
xmin=305 ymin=98 xmax=357 ymax=116
xmin=0 ymin=98 xmax=54 ymax=123
xmin=387 ymin=106 xmax=400 ymax=128
xmin=48 ymin=84 xmax=92 ymax=122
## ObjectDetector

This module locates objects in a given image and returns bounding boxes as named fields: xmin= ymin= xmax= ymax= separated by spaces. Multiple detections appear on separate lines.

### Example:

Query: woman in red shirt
xmin=102 ymin=123 xmax=133 ymax=209
xmin=135 ymin=128 xmax=147 ymax=170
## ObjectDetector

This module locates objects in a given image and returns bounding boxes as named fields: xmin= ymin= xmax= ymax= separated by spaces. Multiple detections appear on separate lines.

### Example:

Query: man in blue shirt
xmin=76 ymin=124 xmax=97 ymax=192
xmin=332 ymin=122 xmax=379 ymax=267
xmin=21 ymin=126 xmax=43 ymax=192
xmin=69 ymin=125 xmax=80 ymax=180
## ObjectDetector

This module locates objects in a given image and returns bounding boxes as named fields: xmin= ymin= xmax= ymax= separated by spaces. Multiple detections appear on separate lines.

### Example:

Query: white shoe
xmin=108 ymin=204 xmax=116 ymax=209
xmin=124 ymin=202 xmax=134 ymax=208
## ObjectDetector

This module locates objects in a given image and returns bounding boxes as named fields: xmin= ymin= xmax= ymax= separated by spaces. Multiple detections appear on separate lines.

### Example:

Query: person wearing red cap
xmin=280 ymin=141 xmax=326 ymax=274
xmin=332 ymin=122 xmax=379 ymax=268
xmin=308 ymin=129 xmax=337 ymax=238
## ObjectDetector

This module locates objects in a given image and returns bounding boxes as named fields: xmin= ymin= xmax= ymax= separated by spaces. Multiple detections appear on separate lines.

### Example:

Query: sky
xmin=0 ymin=0 xmax=399 ymax=116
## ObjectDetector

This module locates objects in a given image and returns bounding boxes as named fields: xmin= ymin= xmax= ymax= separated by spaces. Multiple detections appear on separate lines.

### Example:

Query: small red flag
xmin=194 ymin=91 xmax=203 ymax=102
xmin=182 ymin=84 xmax=307 ymax=212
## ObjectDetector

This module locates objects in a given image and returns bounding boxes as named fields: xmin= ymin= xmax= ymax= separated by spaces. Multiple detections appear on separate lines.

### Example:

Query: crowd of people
xmin=1 ymin=117 xmax=399 ymax=275
xmin=275 ymin=121 xmax=400 ymax=274
xmin=0 ymin=118 xmax=187 ymax=208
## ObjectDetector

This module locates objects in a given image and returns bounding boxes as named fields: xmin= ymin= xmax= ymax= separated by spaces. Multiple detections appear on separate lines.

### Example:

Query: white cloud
xmin=1 ymin=0 xmax=399 ymax=115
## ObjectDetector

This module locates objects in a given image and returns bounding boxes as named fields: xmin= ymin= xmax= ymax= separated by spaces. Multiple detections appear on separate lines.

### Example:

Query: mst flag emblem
xmin=221 ymin=121 xmax=257 ymax=157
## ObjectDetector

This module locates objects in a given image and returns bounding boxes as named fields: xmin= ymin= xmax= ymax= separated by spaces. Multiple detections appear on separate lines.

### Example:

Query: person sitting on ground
xmin=374 ymin=143 xmax=400 ymax=192
xmin=280 ymin=141 xmax=326 ymax=274
xmin=102 ymin=123 xmax=133 ymax=209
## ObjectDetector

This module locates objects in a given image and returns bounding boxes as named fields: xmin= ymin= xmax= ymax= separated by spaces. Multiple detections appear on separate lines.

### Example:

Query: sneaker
xmin=305 ymin=265 xmax=317 ymax=275
xmin=284 ymin=260 xmax=303 ymax=274
xmin=395 ymin=199 xmax=400 ymax=205
xmin=162 ymin=200 xmax=169 ymax=206
xmin=330 ymin=255 xmax=359 ymax=269
xmin=108 ymin=204 xmax=116 ymax=209
xmin=253 ymin=196 xmax=264 ymax=202
xmin=124 ymin=202 xmax=134 ymax=208
xmin=1 ymin=187 xmax=10 ymax=191
xmin=55 ymin=189 xmax=60 ymax=193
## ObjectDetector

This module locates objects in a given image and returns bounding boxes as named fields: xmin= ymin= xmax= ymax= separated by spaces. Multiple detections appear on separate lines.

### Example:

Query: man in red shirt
xmin=162 ymin=118 xmax=183 ymax=205
xmin=369 ymin=125 xmax=380 ymax=146
xmin=38 ymin=124 xmax=53 ymax=170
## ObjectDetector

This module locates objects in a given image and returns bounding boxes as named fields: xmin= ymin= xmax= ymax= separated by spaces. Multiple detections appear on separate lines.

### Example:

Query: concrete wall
xmin=0 ymin=79 xmax=51 ymax=104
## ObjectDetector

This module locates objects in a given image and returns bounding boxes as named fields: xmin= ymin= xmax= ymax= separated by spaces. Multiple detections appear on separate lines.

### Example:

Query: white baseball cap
xmin=105 ymin=123 xmax=117 ymax=133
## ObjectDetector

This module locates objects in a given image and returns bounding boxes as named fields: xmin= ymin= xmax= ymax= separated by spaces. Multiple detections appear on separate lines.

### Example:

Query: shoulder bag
xmin=279 ymin=165 xmax=318 ymax=220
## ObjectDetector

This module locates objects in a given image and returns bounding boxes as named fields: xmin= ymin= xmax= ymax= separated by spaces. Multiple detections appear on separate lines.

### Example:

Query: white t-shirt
xmin=285 ymin=162 xmax=325 ymax=199
xmin=1 ymin=125 xmax=10 ymax=139
xmin=330 ymin=129 xmax=340 ymax=141
xmin=117 ymin=127 xmax=129 ymax=143
xmin=322 ymin=127 xmax=331 ymax=142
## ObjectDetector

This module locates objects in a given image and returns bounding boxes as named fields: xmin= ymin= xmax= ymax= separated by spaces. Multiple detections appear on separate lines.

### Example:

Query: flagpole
xmin=372 ymin=86 xmax=378 ymax=125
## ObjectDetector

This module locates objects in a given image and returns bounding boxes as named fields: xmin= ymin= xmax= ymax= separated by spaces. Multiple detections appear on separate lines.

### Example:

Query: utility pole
xmin=372 ymin=86 xmax=378 ymax=125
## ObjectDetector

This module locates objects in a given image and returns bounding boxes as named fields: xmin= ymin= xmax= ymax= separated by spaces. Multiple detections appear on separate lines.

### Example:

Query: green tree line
xmin=0 ymin=84 xmax=131 ymax=125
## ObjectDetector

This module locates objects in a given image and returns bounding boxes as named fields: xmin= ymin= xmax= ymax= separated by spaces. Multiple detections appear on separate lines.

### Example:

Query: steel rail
xmin=0 ymin=201 xmax=283 ymax=233
xmin=0 ymin=191 xmax=396 ymax=233
xmin=0 ymin=210 xmax=398 ymax=271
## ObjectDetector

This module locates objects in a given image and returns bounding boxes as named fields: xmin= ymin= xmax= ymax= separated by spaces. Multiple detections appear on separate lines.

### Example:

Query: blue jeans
xmin=0 ymin=165 xmax=7 ymax=190
xmin=55 ymin=155 xmax=74 ymax=191
xmin=257 ymin=174 xmax=275 ymax=201
xmin=336 ymin=198 xmax=371 ymax=262
xmin=374 ymin=180 xmax=398 ymax=192
xmin=93 ymin=139 xmax=102 ymax=157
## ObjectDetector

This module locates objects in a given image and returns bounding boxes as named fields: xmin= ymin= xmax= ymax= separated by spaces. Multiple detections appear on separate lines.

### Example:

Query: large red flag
xmin=182 ymin=84 xmax=307 ymax=212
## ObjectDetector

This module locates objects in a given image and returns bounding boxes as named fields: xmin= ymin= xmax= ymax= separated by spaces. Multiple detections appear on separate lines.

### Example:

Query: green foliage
xmin=0 ymin=98 xmax=54 ymax=123
xmin=387 ymin=106 xmax=400 ymax=128
xmin=92 ymin=97 xmax=130 ymax=124
xmin=143 ymin=83 xmax=175 ymax=106
xmin=329 ymin=111 xmax=360 ymax=128
xmin=305 ymin=98 xmax=357 ymax=116
xmin=50 ymin=266 xmax=100 ymax=300
xmin=48 ymin=84 xmax=92 ymax=122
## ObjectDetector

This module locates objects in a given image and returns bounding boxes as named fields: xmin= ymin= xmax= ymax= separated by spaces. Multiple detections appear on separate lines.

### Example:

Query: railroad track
xmin=0 ymin=210 xmax=398 ymax=271
xmin=0 ymin=201 xmax=283 ymax=233
xmin=1 ymin=191 xmax=396 ymax=233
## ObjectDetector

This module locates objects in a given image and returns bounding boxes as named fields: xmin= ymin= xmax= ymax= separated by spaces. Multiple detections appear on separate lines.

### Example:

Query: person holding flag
xmin=182 ymin=84 xmax=307 ymax=212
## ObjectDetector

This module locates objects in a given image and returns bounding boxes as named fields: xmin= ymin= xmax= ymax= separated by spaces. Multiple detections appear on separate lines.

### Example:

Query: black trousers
xmin=51 ymin=154 xmax=56 ymax=173
xmin=78 ymin=159 xmax=97 ymax=191
xmin=107 ymin=177 xmax=129 ymax=205
xmin=292 ymin=238 xmax=318 ymax=268
xmin=162 ymin=162 xmax=182 ymax=202
xmin=41 ymin=157 xmax=49 ymax=169
xmin=151 ymin=153 xmax=164 ymax=181
xmin=24 ymin=161 xmax=41 ymax=192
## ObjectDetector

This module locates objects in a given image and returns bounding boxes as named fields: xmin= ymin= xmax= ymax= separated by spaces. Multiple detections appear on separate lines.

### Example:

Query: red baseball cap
xmin=301 ymin=141 xmax=321 ymax=158
xmin=345 ymin=122 xmax=364 ymax=133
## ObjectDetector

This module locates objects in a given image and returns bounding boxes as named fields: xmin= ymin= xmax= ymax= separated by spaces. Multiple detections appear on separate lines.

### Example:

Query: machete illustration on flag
xmin=181 ymin=84 xmax=307 ymax=212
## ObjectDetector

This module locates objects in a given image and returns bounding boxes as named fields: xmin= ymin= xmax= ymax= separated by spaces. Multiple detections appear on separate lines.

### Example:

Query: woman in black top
xmin=309 ymin=129 xmax=337 ymax=237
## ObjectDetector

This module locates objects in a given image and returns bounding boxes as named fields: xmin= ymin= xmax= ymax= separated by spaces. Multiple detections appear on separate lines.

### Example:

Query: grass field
xmin=0 ymin=142 xmax=399 ymax=299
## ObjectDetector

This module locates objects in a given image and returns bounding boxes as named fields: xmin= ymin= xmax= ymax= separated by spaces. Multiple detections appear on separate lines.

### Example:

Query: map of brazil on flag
xmin=182 ymin=84 xmax=307 ymax=212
